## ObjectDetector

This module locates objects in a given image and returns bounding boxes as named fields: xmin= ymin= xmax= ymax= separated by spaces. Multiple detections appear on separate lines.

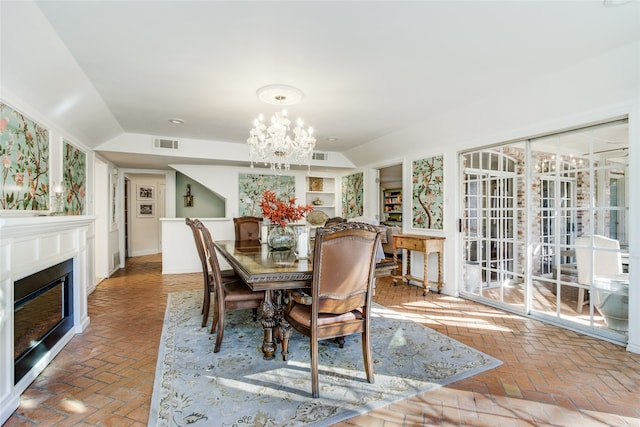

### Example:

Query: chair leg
xmin=201 ymin=290 xmax=210 ymax=328
xmin=311 ymin=338 xmax=319 ymax=398
xmin=362 ymin=329 xmax=374 ymax=384
xmin=210 ymin=294 xmax=219 ymax=333
xmin=577 ymin=288 xmax=589 ymax=313
xmin=212 ymin=310 xmax=225 ymax=353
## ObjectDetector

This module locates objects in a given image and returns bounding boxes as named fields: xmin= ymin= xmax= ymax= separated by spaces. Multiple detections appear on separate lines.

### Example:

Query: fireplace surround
xmin=0 ymin=215 xmax=94 ymax=424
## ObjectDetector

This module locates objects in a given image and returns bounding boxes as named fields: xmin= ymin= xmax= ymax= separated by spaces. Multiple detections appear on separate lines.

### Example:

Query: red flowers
xmin=259 ymin=190 xmax=313 ymax=227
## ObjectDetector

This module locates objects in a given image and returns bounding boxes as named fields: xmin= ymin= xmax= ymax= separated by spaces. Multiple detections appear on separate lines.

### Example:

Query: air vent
xmin=312 ymin=151 xmax=328 ymax=161
xmin=153 ymin=137 xmax=179 ymax=150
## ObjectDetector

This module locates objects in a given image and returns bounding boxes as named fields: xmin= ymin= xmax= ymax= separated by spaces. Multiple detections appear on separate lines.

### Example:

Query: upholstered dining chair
xmin=186 ymin=218 xmax=243 ymax=327
xmin=195 ymin=220 xmax=265 ymax=352
xmin=233 ymin=216 xmax=262 ymax=241
xmin=283 ymin=222 xmax=383 ymax=398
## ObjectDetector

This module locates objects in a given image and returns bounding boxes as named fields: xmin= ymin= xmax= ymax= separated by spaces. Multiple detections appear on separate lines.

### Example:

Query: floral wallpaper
xmin=412 ymin=155 xmax=444 ymax=229
xmin=0 ymin=102 xmax=50 ymax=211
xmin=63 ymin=141 xmax=86 ymax=215
xmin=238 ymin=173 xmax=295 ymax=217
xmin=341 ymin=172 xmax=363 ymax=218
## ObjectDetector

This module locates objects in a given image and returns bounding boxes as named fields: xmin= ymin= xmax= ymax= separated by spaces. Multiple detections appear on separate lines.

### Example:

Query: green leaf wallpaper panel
xmin=412 ymin=155 xmax=444 ymax=229
xmin=63 ymin=140 xmax=86 ymax=215
xmin=238 ymin=173 xmax=295 ymax=217
xmin=0 ymin=102 xmax=50 ymax=211
xmin=341 ymin=172 xmax=363 ymax=218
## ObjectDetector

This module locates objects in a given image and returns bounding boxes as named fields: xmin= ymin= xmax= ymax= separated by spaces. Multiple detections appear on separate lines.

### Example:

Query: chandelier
xmin=247 ymin=85 xmax=316 ymax=172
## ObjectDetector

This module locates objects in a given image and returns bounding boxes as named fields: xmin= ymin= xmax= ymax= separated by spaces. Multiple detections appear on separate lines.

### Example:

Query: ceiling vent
xmin=312 ymin=151 xmax=328 ymax=161
xmin=153 ymin=137 xmax=179 ymax=150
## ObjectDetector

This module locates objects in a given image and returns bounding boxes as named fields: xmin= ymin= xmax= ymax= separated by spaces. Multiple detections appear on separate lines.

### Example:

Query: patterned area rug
xmin=149 ymin=290 xmax=501 ymax=427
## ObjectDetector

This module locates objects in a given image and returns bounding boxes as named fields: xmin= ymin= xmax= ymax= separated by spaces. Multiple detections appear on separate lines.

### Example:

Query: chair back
xmin=195 ymin=220 xmax=225 ymax=294
xmin=325 ymin=216 xmax=346 ymax=227
xmin=186 ymin=218 xmax=209 ymax=283
xmin=312 ymin=222 xmax=382 ymax=314
xmin=233 ymin=216 xmax=262 ymax=241
xmin=575 ymin=235 xmax=622 ymax=285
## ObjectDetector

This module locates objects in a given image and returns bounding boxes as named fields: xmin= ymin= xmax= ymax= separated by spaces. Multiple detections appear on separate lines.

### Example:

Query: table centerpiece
xmin=260 ymin=190 xmax=313 ymax=251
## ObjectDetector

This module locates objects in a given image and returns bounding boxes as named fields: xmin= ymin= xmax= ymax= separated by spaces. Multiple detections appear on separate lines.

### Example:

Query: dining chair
xmin=283 ymin=222 xmax=383 ymax=398
xmin=233 ymin=216 xmax=262 ymax=241
xmin=186 ymin=218 xmax=244 ymax=327
xmin=195 ymin=220 xmax=265 ymax=352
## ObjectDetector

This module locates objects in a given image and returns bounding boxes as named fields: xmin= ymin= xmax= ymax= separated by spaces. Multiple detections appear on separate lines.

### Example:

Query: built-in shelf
xmin=306 ymin=177 xmax=336 ymax=216
xmin=383 ymin=188 xmax=402 ymax=223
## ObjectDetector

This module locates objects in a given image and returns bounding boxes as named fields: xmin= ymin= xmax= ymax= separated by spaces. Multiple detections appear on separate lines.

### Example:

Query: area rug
xmin=149 ymin=290 xmax=501 ymax=427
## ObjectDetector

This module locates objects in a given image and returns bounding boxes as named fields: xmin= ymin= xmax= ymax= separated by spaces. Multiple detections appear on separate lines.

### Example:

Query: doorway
xmin=378 ymin=163 xmax=403 ymax=225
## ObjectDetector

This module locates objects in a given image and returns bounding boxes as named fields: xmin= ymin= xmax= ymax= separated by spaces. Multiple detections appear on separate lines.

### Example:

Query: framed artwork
xmin=341 ymin=172 xmax=363 ymax=218
xmin=137 ymin=202 xmax=155 ymax=217
xmin=0 ymin=102 xmax=50 ymax=212
xmin=109 ymin=171 xmax=118 ymax=231
xmin=238 ymin=173 xmax=295 ymax=217
xmin=412 ymin=155 xmax=444 ymax=230
xmin=62 ymin=140 xmax=86 ymax=215
xmin=137 ymin=184 xmax=155 ymax=201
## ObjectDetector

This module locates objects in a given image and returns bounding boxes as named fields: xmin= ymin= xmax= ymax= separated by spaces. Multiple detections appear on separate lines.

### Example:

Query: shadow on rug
xmin=149 ymin=290 xmax=501 ymax=427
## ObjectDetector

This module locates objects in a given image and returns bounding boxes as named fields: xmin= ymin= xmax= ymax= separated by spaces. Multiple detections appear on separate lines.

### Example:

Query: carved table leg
xmin=393 ymin=250 xmax=399 ymax=286
xmin=279 ymin=320 xmax=292 ymax=361
xmin=437 ymin=249 xmax=443 ymax=293
xmin=260 ymin=290 xmax=277 ymax=360
xmin=423 ymin=249 xmax=429 ymax=296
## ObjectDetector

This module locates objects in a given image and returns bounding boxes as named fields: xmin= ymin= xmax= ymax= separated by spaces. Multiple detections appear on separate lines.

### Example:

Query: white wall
xmin=94 ymin=157 xmax=109 ymax=281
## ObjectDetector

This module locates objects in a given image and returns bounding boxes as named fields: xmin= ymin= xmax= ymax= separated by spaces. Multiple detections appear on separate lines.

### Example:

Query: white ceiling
xmin=2 ymin=1 xmax=639 ymax=169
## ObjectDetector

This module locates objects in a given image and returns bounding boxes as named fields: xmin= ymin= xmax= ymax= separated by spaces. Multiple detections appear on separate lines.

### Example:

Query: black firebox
xmin=14 ymin=258 xmax=74 ymax=384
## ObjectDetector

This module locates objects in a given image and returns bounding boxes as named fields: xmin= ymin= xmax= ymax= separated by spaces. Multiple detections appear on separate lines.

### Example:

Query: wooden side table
xmin=392 ymin=234 xmax=445 ymax=295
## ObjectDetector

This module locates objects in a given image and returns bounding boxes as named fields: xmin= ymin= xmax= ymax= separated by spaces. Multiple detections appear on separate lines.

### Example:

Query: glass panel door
xmin=460 ymin=120 xmax=629 ymax=344
xmin=461 ymin=144 xmax=525 ymax=310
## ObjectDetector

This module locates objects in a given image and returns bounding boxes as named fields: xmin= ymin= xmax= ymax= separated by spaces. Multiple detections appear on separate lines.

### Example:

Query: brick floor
xmin=4 ymin=254 xmax=640 ymax=426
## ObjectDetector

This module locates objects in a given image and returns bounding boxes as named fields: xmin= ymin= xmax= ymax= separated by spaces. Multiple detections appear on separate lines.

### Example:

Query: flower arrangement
xmin=259 ymin=190 xmax=313 ymax=227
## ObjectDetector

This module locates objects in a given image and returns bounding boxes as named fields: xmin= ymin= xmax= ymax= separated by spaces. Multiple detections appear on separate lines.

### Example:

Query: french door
xmin=461 ymin=146 xmax=524 ymax=309
xmin=459 ymin=120 xmax=629 ymax=344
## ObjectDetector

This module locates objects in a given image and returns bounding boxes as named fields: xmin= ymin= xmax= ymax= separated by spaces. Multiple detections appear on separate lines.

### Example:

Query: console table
xmin=392 ymin=234 xmax=445 ymax=295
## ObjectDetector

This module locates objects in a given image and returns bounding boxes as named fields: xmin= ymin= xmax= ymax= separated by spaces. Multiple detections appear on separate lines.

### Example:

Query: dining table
xmin=213 ymin=239 xmax=396 ymax=360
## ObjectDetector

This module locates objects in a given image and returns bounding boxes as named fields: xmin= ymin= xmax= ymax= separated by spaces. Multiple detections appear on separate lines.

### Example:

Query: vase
xmin=268 ymin=225 xmax=295 ymax=251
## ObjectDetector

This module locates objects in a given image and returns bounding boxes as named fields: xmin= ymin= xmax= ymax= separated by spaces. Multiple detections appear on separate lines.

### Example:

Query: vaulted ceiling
xmin=2 ymin=1 xmax=639 ymax=169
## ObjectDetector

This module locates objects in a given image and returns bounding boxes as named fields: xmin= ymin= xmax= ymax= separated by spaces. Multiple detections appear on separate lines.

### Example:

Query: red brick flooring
xmin=5 ymin=254 xmax=640 ymax=426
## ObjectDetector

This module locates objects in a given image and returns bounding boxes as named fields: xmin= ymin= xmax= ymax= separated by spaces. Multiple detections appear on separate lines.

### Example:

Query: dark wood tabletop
xmin=214 ymin=240 xmax=396 ymax=291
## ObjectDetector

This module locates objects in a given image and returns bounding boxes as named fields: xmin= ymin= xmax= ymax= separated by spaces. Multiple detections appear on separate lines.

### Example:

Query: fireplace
xmin=14 ymin=259 xmax=74 ymax=384
xmin=0 ymin=215 xmax=92 ymax=424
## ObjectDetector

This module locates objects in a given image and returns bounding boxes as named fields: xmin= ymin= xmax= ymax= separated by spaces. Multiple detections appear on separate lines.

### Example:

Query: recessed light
xmin=326 ymin=137 xmax=338 ymax=142
xmin=168 ymin=118 xmax=184 ymax=124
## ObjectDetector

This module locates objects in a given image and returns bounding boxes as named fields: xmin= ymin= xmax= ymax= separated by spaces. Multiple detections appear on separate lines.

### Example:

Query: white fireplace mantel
xmin=0 ymin=215 xmax=95 ymax=424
